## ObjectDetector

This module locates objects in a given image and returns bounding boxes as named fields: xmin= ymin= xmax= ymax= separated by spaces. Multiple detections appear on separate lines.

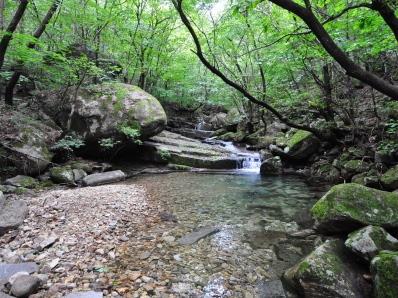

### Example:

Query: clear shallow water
xmin=122 ymin=172 xmax=327 ymax=297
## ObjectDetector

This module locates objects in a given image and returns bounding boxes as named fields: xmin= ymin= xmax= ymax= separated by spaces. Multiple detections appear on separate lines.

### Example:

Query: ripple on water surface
xmin=121 ymin=172 xmax=327 ymax=297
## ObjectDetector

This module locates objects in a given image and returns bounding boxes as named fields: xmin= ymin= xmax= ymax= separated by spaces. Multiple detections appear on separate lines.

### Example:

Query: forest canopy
xmin=0 ymin=0 xmax=397 ymax=124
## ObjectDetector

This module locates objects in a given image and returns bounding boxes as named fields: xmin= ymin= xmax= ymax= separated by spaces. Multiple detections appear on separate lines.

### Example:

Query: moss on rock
xmin=381 ymin=165 xmax=398 ymax=190
xmin=345 ymin=226 xmax=398 ymax=262
xmin=311 ymin=183 xmax=398 ymax=234
xmin=286 ymin=130 xmax=312 ymax=150
xmin=50 ymin=166 xmax=75 ymax=184
xmin=284 ymin=239 xmax=370 ymax=297
xmin=371 ymin=251 xmax=398 ymax=298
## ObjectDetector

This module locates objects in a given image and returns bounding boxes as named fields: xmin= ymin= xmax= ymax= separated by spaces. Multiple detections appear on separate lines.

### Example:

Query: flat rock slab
xmin=64 ymin=291 xmax=103 ymax=298
xmin=178 ymin=226 xmax=220 ymax=245
xmin=82 ymin=170 xmax=126 ymax=186
xmin=0 ymin=263 xmax=38 ymax=280
xmin=0 ymin=201 xmax=28 ymax=236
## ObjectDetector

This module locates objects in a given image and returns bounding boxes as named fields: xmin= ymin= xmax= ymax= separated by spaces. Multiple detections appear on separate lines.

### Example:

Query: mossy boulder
xmin=49 ymin=166 xmax=75 ymax=184
xmin=371 ymin=251 xmax=398 ymax=298
xmin=0 ymin=107 xmax=61 ymax=176
xmin=343 ymin=160 xmax=370 ymax=175
xmin=260 ymin=157 xmax=283 ymax=175
xmin=283 ymin=239 xmax=370 ymax=298
xmin=284 ymin=130 xmax=320 ymax=161
xmin=380 ymin=165 xmax=398 ymax=190
xmin=5 ymin=175 xmax=38 ymax=189
xmin=311 ymin=183 xmax=398 ymax=234
xmin=41 ymin=83 xmax=167 ymax=143
xmin=345 ymin=226 xmax=398 ymax=262
xmin=218 ymin=131 xmax=246 ymax=142
xmin=351 ymin=172 xmax=379 ymax=188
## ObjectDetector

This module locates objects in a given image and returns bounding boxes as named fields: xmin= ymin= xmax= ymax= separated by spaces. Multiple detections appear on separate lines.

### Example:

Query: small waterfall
xmin=236 ymin=152 xmax=262 ymax=173
xmin=195 ymin=120 xmax=205 ymax=130
xmin=211 ymin=140 xmax=262 ymax=174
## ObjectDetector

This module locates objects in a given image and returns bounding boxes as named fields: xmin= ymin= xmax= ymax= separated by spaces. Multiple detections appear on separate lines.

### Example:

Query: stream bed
xmin=116 ymin=172 xmax=328 ymax=297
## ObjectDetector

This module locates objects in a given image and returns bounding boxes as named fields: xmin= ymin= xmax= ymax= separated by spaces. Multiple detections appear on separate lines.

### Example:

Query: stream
xmin=118 ymin=167 xmax=327 ymax=297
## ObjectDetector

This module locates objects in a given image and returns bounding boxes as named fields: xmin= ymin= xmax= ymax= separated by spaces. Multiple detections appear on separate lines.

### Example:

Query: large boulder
xmin=0 ymin=106 xmax=61 ymax=176
xmin=380 ymin=165 xmax=398 ymax=190
xmin=40 ymin=83 xmax=167 ymax=143
xmin=311 ymin=183 xmax=398 ymax=234
xmin=283 ymin=239 xmax=370 ymax=298
xmin=345 ymin=226 xmax=398 ymax=262
xmin=371 ymin=251 xmax=398 ymax=298
xmin=260 ymin=157 xmax=283 ymax=175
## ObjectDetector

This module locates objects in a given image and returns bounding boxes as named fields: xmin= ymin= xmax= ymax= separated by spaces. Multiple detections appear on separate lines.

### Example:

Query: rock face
xmin=380 ymin=165 xmax=398 ymax=190
xmin=82 ymin=170 xmax=126 ymax=186
xmin=311 ymin=183 xmax=398 ymax=234
xmin=0 ymin=201 xmax=28 ymax=236
xmin=41 ymin=83 xmax=167 ymax=143
xmin=284 ymin=239 xmax=370 ymax=298
xmin=0 ymin=107 xmax=61 ymax=175
xmin=371 ymin=251 xmax=398 ymax=298
xmin=140 ymin=131 xmax=237 ymax=169
xmin=345 ymin=226 xmax=398 ymax=262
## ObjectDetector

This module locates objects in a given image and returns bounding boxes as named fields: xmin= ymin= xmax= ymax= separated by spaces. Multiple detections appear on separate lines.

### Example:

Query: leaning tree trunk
xmin=5 ymin=0 xmax=61 ymax=105
xmin=0 ymin=0 xmax=29 ymax=71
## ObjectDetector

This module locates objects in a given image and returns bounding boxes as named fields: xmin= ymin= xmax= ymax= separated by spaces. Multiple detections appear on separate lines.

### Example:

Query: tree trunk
xmin=0 ymin=0 xmax=29 ymax=70
xmin=0 ymin=0 xmax=5 ymax=30
xmin=268 ymin=0 xmax=398 ymax=100
xmin=322 ymin=64 xmax=334 ymax=121
xmin=371 ymin=0 xmax=398 ymax=42
xmin=5 ymin=0 xmax=61 ymax=105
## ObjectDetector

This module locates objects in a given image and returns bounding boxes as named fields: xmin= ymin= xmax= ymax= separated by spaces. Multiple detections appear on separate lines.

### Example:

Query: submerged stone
xmin=283 ymin=239 xmax=370 ymax=298
xmin=371 ymin=251 xmax=398 ymax=298
xmin=178 ymin=226 xmax=220 ymax=245
xmin=345 ymin=226 xmax=398 ymax=262
xmin=311 ymin=183 xmax=398 ymax=234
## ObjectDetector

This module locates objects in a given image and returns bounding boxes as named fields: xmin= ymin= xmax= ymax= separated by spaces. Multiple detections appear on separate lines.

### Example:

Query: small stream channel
xmin=120 ymin=161 xmax=328 ymax=296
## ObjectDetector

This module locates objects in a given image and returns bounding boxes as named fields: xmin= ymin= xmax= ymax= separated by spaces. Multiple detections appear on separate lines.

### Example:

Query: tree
xmin=4 ymin=0 xmax=61 ymax=105
xmin=0 ymin=0 xmax=29 ymax=70
xmin=265 ymin=0 xmax=398 ymax=100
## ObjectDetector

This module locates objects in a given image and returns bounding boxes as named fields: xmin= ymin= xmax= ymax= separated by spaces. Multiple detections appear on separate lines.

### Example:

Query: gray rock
xmin=4 ymin=176 xmax=37 ymax=189
xmin=260 ymin=157 xmax=283 ymax=175
xmin=345 ymin=226 xmax=398 ymax=262
xmin=64 ymin=291 xmax=103 ymax=298
xmin=8 ymin=272 xmax=29 ymax=285
xmin=178 ymin=226 xmax=220 ymax=245
xmin=11 ymin=275 xmax=41 ymax=297
xmin=0 ymin=185 xmax=17 ymax=194
xmin=0 ymin=263 xmax=38 ymax=280
xmin=82 ymin=170 xmax=126 ymax=186
xmin=0 ymin=293 xmax=14 ymax=298
xmin=72 ymin=169 xmax=87 ymax=182
xmin=255 ymin=280 xmax=286 ymax=298
xmin=34 ymin=233 xmax=59 ymax=251
xmin=0 ymin=201 xmax=28 ymax=236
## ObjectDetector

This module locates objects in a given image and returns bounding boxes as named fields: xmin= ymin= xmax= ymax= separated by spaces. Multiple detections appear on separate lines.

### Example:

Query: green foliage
xmin=98 ymin=138 xmax=121 ymax=150
xmin=158 ymin=149 xmax=171 ymax=161
xmin=52 ymin=133 xmax=85 ymax=152
xmin=118 ymin=124 xmax=142 ymax=144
